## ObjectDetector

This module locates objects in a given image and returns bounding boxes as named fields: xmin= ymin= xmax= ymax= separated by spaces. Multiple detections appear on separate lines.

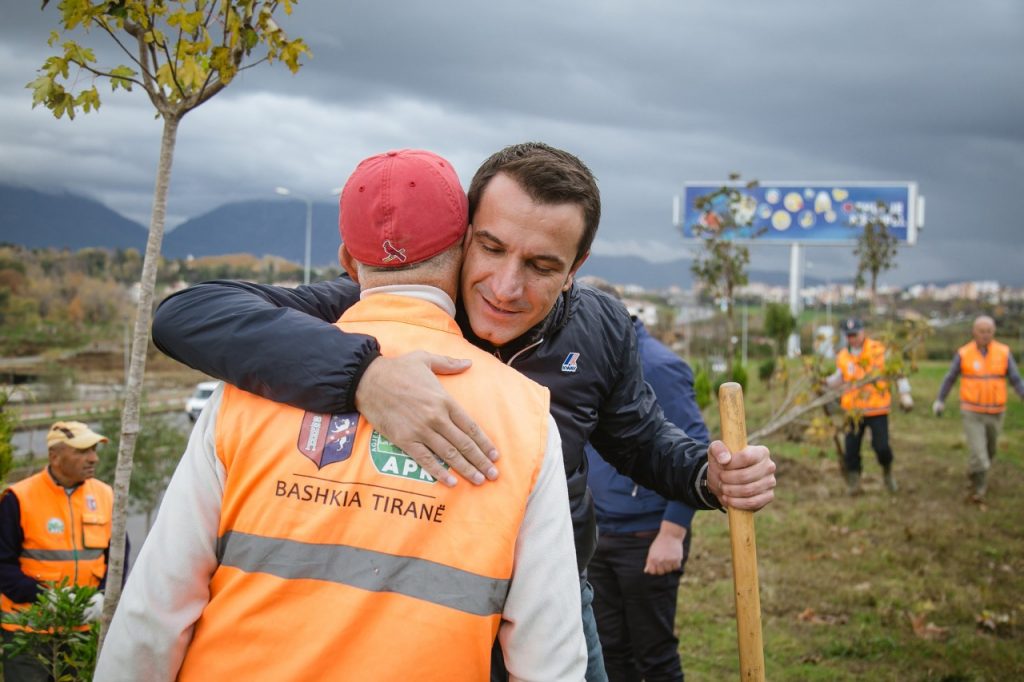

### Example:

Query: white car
xmin=185 ymin=381 xmax=219 ymax=422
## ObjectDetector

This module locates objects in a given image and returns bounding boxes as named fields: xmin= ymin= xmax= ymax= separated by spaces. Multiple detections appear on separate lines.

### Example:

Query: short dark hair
xmin=468 ymin=142 xmax=601 ymax=266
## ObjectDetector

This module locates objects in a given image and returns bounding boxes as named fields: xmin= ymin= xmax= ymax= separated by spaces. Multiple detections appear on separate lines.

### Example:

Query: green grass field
xmin=679 ymin=361 xmax=1024 ymax=681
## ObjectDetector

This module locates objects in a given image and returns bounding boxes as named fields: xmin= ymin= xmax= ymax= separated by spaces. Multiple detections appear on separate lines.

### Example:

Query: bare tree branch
xmin=66 ymin=59 xmax=146 ymax=90
xmin=750 ymin=351 xmax=922 ymax=444
xmin=95 ymin=17 xmax=155 ymax=82
xmin=157 ymin=31 xmax=185 ymax=99
xmin=236 ymin=55 xmax=270 ymax=72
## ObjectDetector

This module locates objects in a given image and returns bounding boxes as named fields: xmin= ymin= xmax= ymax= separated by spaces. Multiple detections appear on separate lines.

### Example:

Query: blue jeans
xmin=582 ymin=579 xmax=610 ymax=682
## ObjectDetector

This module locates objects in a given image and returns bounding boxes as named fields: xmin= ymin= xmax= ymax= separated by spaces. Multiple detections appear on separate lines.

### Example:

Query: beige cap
xmin=46 ymin=421 xmax=109 ymax=450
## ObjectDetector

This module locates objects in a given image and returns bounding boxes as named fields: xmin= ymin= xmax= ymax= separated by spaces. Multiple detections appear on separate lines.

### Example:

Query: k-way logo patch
xmin=369 ymin=431 xmax=445 ymax=484
xmin=297 ymin=411 xmax=358 ymax=469
xmin=562 ymin=352 xmax=580 ymax=373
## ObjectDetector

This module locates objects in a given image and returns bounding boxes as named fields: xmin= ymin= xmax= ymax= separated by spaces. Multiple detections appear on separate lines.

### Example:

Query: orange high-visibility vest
xmin=836 ymin=337 xmax=891 ymax=417
xmin=958 ymin=340 xmax=1010 ymax=414
xmin=1 ymin=470 xmax=112 ymax=631
xmin=178 ymin=295 xmax=551 ymax=682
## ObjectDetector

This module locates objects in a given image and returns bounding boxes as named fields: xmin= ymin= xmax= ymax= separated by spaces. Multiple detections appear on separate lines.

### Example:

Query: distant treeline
xmin=0 ymin=244 xmax=341 ymax=355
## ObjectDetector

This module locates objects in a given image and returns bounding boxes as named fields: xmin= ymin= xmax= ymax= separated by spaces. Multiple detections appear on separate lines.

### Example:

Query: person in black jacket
xmin=152 ymin=142 xmax=776 ymax=681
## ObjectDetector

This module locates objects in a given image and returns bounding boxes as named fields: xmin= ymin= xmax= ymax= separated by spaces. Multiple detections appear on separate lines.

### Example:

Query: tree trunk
xmin=725 ymin=284 xmax=735 ymax=375
xmin=870 ymin=271 xmax=879 ymax=314
xmin=98 ymin=114 xmax=180 ymax=647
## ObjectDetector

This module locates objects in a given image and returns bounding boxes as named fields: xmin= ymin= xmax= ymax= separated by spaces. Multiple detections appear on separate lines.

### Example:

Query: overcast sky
xmin=2 ymin=1 xmax=1022 ymax=286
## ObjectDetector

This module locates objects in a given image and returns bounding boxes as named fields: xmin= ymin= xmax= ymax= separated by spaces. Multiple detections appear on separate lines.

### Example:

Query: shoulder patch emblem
xmin=297 ymin=411 xmax=358 ymax=469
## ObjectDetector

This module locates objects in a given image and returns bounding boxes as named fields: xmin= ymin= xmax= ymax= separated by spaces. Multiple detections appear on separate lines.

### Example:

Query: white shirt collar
xmin=359 ymin=284 xmax=456 ymax=318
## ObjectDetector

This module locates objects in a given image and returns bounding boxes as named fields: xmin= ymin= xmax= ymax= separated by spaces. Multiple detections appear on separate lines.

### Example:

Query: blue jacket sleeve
xmin=662 ymin=501 xmax=696 ymax=528
xmin=645 ymin=354 xmax=710 ymax=444
xmin=0 ymin=492 xmax=43 ymax=605
xmin=152 ymin=277 xmax=380 ymax=414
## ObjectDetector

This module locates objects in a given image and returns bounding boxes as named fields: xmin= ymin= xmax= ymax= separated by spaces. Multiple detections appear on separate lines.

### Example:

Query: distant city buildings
xmin=603 ymin=277 xmax=1023 ymax=335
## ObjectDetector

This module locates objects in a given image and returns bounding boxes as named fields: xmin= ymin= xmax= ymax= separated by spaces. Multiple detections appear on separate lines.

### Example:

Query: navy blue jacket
xmin=152 ymin=277 xmax=720 ymax=571
xmin=587 ymin=320 xmax=708 ymax=536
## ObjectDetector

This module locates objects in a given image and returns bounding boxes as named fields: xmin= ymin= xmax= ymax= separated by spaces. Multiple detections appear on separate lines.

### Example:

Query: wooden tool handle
xmin=718 ymin=381 xmax=766 ymax=682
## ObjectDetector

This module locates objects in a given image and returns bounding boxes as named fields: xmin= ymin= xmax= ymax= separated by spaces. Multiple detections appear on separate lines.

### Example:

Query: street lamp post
xmin=274 ymin=186 xmax=313 ymax=285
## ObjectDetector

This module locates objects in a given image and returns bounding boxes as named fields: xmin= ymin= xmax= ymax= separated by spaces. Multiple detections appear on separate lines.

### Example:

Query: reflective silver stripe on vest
xmin=22 ymin=549 xmax=104 ymax=561
xmin=216 ymin=530 xmax=510 ymax=617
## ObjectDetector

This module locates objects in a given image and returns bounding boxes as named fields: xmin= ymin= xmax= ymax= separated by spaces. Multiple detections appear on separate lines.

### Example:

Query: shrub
xmin=731 ymin=361 xmax=749 ymax=390
xmin=694 ymin=366 xmax=712 ymax=409
xmin=0 ymin=578 xmax=99 ymax=681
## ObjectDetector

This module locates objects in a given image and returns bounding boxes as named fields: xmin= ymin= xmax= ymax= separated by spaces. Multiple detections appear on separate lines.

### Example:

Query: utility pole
xmin=274 ymin=186 xmax=314 ymax=285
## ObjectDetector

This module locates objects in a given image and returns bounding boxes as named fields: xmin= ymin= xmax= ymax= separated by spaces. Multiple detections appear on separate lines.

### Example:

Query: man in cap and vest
xmin=1 ymin=421 xmax=113 ymax=682
xmin=96 ymin=149 xmax=587 ymax=681
xmin=826 ymin=318 xmax=913 ymax=495
xmin=932 ymin=315 xmax=1024 ymax=502
xmin=148 ymin=141 xmax=778 ymax=682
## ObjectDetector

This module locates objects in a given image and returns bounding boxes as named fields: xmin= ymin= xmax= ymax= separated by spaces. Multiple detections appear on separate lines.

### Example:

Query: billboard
xmin=679 ymin=182 xmax=920 ymax=245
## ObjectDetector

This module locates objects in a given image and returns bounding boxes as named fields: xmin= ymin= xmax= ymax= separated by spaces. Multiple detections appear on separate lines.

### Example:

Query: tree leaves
xmin=30 ymin=0 xmax=311 ymax=116
xmin=108 ymin=64 xmax=135 ymax=91
xmin=166 ymin=8 xmax=204 ymax=34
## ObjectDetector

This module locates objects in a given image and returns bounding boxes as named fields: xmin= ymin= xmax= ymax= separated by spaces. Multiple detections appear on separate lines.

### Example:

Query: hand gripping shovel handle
xmin=718 ymin=382 xmax=766 ymax=681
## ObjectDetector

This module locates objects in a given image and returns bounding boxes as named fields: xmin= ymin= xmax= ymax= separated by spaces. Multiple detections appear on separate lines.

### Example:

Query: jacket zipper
xmin=502 ymin=338 xmax=544 ymax=367
xmin=65 ymin=490 xmax=79 ymax=584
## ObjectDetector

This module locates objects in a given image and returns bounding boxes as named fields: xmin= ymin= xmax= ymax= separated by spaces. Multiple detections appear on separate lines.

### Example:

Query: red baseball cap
xmin=339 ymin=149 xmax=469 ymax=267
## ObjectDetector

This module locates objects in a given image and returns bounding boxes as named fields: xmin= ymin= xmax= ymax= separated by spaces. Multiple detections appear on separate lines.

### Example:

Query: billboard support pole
xmin=787 ymin=242 xmax=802 ymax=357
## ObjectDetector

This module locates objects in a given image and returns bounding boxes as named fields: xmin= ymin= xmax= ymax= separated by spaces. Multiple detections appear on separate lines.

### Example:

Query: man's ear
xmin=563 ymin=250 xmax=590 ymax=291
xmin=338 ymin=244 xmax=359 ymax=282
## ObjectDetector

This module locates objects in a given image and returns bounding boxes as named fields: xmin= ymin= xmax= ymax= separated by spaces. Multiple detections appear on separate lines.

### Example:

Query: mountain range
xmin=0 ymin=183 xmax=808 ymax=289
xmin=0 ymin=184 xmax=147 ymax=252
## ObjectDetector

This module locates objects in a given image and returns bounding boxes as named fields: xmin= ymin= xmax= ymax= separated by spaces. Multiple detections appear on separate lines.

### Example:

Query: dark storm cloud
xmin=1 ymin=1 xmax=1021 ymax=284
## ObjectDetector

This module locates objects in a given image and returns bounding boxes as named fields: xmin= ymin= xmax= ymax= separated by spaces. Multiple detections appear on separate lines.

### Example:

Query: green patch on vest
xmin=369 ymin=431 xmax=446 ymax=484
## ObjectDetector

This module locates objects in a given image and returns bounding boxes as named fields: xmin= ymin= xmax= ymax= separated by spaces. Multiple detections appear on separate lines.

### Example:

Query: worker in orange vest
xmin=1 ymin=421 xmax=113 ymax=682
xmin=932 ymin=315 xmax=1024 ymax=501
xmin=826 ymin=318 xmax=913 ymax=495
xmin=96 ymin=150 xmax=586 ymax=681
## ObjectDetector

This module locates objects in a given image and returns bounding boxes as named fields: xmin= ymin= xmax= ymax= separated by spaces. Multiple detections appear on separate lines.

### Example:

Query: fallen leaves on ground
xmin=907 ymin=611 xmax=950 ymax=641
xmin=975 ymin=610 xmax=1013 ymax=637
xmin=797 ymin=607 xmax=848 ymax=625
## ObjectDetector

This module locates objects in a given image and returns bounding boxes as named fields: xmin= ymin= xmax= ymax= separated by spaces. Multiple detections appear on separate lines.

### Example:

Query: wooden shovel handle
xmin=718 ymin=381 xmax=766 ymax=681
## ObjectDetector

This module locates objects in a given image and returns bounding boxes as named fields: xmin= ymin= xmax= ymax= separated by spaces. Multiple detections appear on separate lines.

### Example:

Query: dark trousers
xmin=588 ymin=533 xmax=686 ymax=682
xmin=844 ymin=413 xmax=893 ymax=473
